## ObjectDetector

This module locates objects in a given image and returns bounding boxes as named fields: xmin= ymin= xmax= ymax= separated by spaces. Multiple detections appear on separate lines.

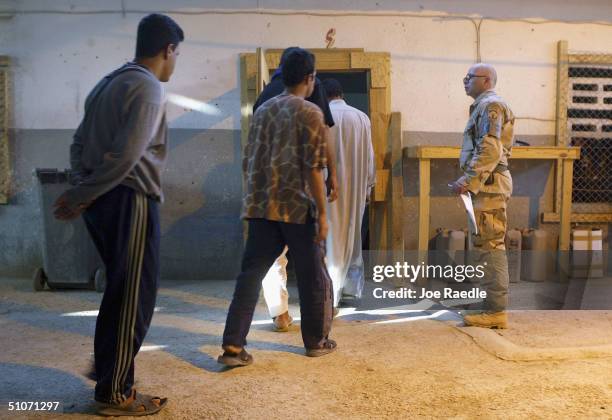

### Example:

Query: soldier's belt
xmin=484 ymin=163 xmax=509 ymax=185
xmin=493 ymin=163 xmax=508 ymax=173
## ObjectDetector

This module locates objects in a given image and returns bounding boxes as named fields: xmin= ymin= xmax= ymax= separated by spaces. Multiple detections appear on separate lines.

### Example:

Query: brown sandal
xmin=272 ymin=313 xmax=294 ymax=332
xmin=97 ymin=389 xmax=167 ymax=417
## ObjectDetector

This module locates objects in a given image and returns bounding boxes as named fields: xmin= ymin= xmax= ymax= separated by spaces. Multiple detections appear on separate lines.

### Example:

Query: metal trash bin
xmin=33 ymin=168 xmax=106 ymax=292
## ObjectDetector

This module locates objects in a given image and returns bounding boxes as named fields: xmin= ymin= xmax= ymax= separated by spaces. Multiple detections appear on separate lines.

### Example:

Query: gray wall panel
xmin=0 ymin=128 xmax=243 ymax=280
xmin=0 ymin=128 xmax=569 ymax=278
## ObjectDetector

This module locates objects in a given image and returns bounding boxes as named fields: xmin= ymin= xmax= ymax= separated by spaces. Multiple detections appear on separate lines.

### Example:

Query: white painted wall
xmin=3 ymin=1 xmax=612 ymax=136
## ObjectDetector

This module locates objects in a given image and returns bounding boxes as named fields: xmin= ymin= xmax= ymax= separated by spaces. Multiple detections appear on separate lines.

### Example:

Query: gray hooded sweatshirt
xmin=66 ymin=62 xmax=167 ymax=208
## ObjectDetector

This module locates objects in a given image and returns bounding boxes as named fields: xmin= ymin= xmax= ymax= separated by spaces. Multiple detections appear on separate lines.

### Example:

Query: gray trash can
xmin=33 ymin=168 xmax=106 ymax=292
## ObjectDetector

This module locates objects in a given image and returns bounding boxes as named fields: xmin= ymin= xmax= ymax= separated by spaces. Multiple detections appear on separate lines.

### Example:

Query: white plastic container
xmin=434 ymin=228 xmax=466 ymax=281
xmin=571 ymin=228 xmax=604 ymax=279
xmin=521 ymin=229 xmax=548 ymax=282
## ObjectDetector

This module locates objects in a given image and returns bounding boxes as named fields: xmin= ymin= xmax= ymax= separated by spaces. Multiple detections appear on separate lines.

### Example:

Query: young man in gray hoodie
xmin=54 ymin=13 xmax=183 ymax=416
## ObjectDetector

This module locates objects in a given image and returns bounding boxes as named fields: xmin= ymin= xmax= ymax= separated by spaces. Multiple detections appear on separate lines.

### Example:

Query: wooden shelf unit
xmin=404 ymin=145 xmax=581 ymax=252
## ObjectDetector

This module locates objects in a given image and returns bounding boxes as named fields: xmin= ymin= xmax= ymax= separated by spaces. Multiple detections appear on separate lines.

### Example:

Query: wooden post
xmin=558 ymin=157 xmax=574 ymax=280
xmin=555 ymin=40 xmax=569 ymax=214
xmin=559 ymin=158 xmax=574 ymax=251
xmin=351 ymin=52 xmax=391 ymax=251
xmin=389 ymin=112 xmax=404 ymax=254
xmin=239 ymin=54 xmax=251 ymax=153
xmin=256 ymin=47 xmax=269 ymax=95
xmin=418 ymin=158 xmax=431 ymax=252
xmin=416 ymin=158 xmax=431 ymax=285
xmin=240 ymin=53 xmax=257 ymax=242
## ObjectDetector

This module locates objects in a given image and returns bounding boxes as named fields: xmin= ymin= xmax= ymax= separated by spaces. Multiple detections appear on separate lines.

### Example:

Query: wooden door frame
xmin=239 ymin=48 xmax=401 ymax=252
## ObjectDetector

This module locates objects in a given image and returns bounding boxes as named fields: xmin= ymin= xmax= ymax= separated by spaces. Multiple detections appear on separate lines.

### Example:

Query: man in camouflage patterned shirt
xmin=218 ymin=48 xmax=336 ymax=366
xmin=449 ymin=63 xmax=514 ymax=329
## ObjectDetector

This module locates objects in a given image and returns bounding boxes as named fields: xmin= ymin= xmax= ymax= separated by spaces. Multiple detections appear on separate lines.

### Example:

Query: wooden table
xmin=404 ymin=146 xmax=581 ymax=252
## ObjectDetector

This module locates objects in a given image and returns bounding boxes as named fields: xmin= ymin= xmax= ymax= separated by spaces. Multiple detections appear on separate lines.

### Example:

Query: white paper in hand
xmin=460 ymin=192 xmax=478 ymax=235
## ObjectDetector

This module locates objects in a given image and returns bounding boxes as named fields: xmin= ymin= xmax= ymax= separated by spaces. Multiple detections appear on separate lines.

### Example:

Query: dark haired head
xmin=281 ymin=48 xmax=315 ymax=87
xmin=135 ymin=14 xmax=184 ymax=58
xmin=280 ymin=47 xmax=301 ymax=66
xmin=322 ymin=78 xmax=344 ymax=99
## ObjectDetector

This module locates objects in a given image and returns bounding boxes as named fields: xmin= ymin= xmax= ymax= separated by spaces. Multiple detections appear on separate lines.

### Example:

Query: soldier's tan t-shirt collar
xmin=470 ymin=89 xmax=496 ymax=114
xmin=472 ymin=89 xmax=496 ymax=106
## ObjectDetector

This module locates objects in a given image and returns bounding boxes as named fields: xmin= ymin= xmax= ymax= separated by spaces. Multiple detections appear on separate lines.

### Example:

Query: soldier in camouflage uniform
xmin=449 ymin=63 xmax=514 ymax=329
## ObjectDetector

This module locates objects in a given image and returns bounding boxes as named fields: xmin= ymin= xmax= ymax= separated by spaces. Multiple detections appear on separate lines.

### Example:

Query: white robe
xmin=326 ymin=99 xmax=375 ymax=305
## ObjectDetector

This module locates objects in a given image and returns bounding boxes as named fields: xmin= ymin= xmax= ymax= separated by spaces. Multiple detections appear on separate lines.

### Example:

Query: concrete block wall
xmin=1 ymin=1 xmax=611 ymax=278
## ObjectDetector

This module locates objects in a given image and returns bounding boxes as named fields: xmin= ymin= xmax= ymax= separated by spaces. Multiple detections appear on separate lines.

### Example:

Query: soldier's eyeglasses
xmin=463 ymin=74 xmax=487 ymax=83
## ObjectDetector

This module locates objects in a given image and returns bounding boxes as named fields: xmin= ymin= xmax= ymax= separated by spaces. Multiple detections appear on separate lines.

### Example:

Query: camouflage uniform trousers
xmin=467 ymin=192 xmax=510 ymax=312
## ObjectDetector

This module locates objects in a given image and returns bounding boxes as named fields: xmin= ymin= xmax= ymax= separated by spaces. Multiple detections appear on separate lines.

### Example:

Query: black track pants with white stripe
xmin=83 ymin=185 xmax=160 ymax=404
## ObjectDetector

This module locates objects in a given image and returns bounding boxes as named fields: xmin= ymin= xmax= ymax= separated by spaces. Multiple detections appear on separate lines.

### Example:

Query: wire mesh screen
xmin=566 ymin=54 xmax=612 ymax=213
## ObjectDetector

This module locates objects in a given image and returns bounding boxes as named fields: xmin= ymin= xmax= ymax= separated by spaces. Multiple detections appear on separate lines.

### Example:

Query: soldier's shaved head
xmin=472 ymin=63 xmax=497 ymax=87
xmin=464 ymin=62 xmax=497 ymax=99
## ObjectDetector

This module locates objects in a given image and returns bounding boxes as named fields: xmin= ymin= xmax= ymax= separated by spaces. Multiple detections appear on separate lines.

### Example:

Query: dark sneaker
xmin=217 ymin=348 xmax=253 ymax=367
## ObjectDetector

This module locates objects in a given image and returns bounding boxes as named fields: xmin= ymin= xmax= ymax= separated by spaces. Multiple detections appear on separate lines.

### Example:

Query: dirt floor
xmin=1 ymin=277 xmax=612 ymax=419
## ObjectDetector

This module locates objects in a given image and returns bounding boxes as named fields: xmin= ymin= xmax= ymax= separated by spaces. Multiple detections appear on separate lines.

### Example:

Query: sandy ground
xmin=1 ymin=277 xmax=612 ymax=419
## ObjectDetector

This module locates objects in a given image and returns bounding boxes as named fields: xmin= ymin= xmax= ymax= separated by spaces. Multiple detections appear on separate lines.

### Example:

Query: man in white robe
xmin=322 ymin=78 xmax=375 ymax=306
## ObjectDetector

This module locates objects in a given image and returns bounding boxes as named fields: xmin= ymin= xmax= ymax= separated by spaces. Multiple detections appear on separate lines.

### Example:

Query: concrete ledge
xmin=454 ymin=324 xmax=612 ymax=361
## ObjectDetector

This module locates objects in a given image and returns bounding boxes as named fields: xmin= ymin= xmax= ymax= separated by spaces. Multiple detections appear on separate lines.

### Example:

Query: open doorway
xmin=317 ymin=71 xmax=370 ymax=116
xmin=241 ymin=49 xmax=397 ymax=253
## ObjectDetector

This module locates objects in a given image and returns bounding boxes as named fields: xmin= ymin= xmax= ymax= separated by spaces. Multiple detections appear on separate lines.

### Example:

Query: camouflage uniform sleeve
xmin=461 ymin=103 xmax=504 ymax=194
